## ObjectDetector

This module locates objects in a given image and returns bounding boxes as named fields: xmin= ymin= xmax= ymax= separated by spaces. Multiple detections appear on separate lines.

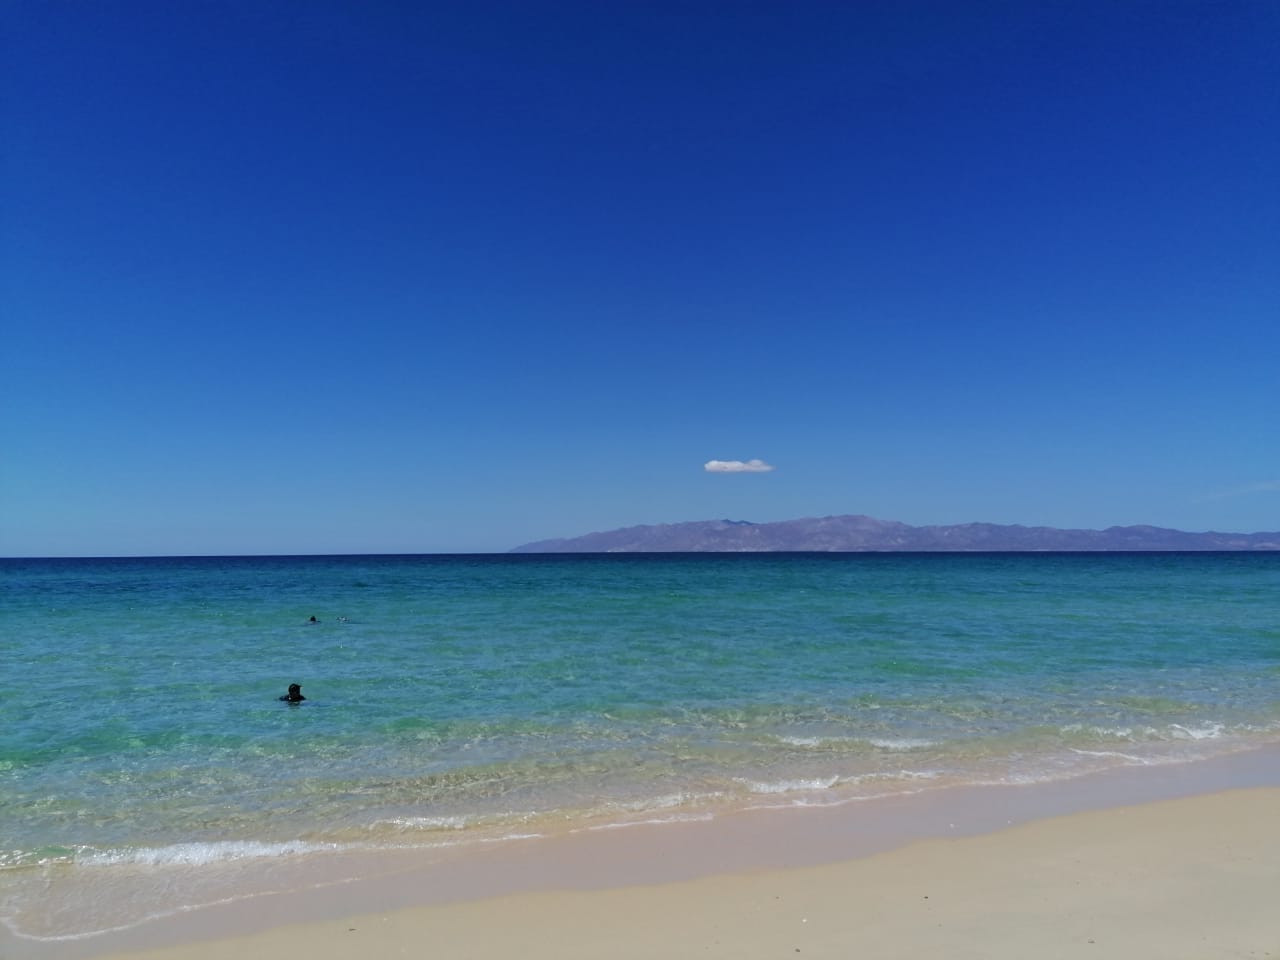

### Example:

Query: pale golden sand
xmin=99 ymin=787 xmax=1280 ymax=960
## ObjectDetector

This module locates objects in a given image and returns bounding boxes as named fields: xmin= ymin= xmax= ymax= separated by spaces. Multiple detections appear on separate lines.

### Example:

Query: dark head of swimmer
xmin=280 ymin=683 xmax=306 ymax=702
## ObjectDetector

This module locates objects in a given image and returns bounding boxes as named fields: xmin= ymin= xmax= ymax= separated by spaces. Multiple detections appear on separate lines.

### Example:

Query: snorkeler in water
xmin=279 ymin=683 xmax=306 ymax=702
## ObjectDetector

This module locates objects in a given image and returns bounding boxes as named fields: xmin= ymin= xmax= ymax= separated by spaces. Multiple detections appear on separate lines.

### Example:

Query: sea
xmin=2 ymin=552 xmax=1278 ymax=948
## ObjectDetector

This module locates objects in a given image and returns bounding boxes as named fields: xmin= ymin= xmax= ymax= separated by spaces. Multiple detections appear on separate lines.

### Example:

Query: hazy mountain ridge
xmin=511 ymin=515 xmax=1280 ymax=553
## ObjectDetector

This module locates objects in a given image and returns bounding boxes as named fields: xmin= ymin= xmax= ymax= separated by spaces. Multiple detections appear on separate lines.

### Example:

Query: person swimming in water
xmin=279 ymin=683 xmax=306 ymax=702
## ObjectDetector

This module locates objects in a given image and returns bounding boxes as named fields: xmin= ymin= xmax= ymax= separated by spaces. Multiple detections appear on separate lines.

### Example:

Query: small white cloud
xmin=704 ymin=459 xmax=775 ymax=474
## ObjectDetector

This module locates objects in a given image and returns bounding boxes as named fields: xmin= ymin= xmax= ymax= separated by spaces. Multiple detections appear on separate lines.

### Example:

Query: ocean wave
xmin=774 ymin=735 xmax=828 ymax=747
xmin=773 ymin=734 xmax=937 ymax=751
xmin=1059 ymin=721 xmax=1229 ymax=742
xmin=370 ymin=814 xmax=473 ymax=832
xmin=603 ymin=790 xmax=727 ymax=812
xmin=734 ymin=775 xmax=841 ymax=794
xmin=76 ymin=839 xmax=340 ymax=869
xmin=866 ymin=737 xmax=938 ymax=751
xmin=1169 ymin=722 xmax=1225 ymax=741
xmin=1067 ymin=748 xmax=1151 ymax=763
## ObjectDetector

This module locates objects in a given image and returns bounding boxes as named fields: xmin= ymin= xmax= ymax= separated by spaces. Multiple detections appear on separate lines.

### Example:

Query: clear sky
xmin=3 ymin=1 xmax=1277 ymax=556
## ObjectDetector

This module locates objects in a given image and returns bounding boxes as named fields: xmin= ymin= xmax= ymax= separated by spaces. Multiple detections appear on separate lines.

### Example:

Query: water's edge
xmin=8 ymin=743 xmax=1280 ymax=960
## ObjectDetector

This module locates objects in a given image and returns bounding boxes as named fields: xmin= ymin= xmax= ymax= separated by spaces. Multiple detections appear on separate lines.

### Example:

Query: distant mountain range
xmin=511 ymin=515 xmax=1280 ymax=553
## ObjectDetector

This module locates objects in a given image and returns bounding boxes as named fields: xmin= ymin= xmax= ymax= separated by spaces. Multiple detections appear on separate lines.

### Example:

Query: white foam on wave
xmin=776 ymin=735 xmax=826 ymax=747
xmin=735 ymin=775 xmax=840 ymax=794
xmin=77 ymin=839 xmax=338 ymax=869
xmin=735 ymin=768 xmax=948 ymax=808
xmin=372 ymin=814 xmax=472 ymax=831
xmin=600 ymin=790 xmax=729 ymax=815
xmin=861 ymin=769 xmax=941 ymax=782
xmin=1170 ymin=722 xmax=1225 ymax=741
xmin=1061 ymin=723 xmax=1138 ymax=740
xmin=1068 ymin=748 xmax=1150 ymax=763
xmin=565 ymin=792 xmax=727 ymax=833
xmin=866 ymin=737 xmax=937 ymax=751
xmin=775 ymin=735 xmax=937 ymax=751
xmin=750 ymin=776 xmax=940 ymax=811
xmin=1061 ymin=721 xmax=1230 ymax=743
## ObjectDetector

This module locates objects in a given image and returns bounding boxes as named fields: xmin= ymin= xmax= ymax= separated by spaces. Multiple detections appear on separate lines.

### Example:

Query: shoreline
xmin=13 ymin=744 xmax=1280 ymax=960
xmin=120 ymin=786 xmax=1280 ymax=960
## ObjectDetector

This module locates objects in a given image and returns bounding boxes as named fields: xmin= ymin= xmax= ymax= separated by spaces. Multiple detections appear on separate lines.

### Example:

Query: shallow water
xmin=3 ymin=552 xmax=1279 ymax=942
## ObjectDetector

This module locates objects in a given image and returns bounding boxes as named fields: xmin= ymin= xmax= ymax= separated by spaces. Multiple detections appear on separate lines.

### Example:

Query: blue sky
xmin=4 ymin=1 xmax=1277 ymax=556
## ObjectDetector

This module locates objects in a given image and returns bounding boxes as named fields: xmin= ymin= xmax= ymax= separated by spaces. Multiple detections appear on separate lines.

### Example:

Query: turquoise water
xmin=3 ymin=552 xmax=1279 ymax=942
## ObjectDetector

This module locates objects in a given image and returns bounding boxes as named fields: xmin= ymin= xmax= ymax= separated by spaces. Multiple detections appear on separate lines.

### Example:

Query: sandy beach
xmin=91 ymin=787 xmax=1279 ymax=960
xmin=22 ymin=750 xmax=1262 ymax=960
